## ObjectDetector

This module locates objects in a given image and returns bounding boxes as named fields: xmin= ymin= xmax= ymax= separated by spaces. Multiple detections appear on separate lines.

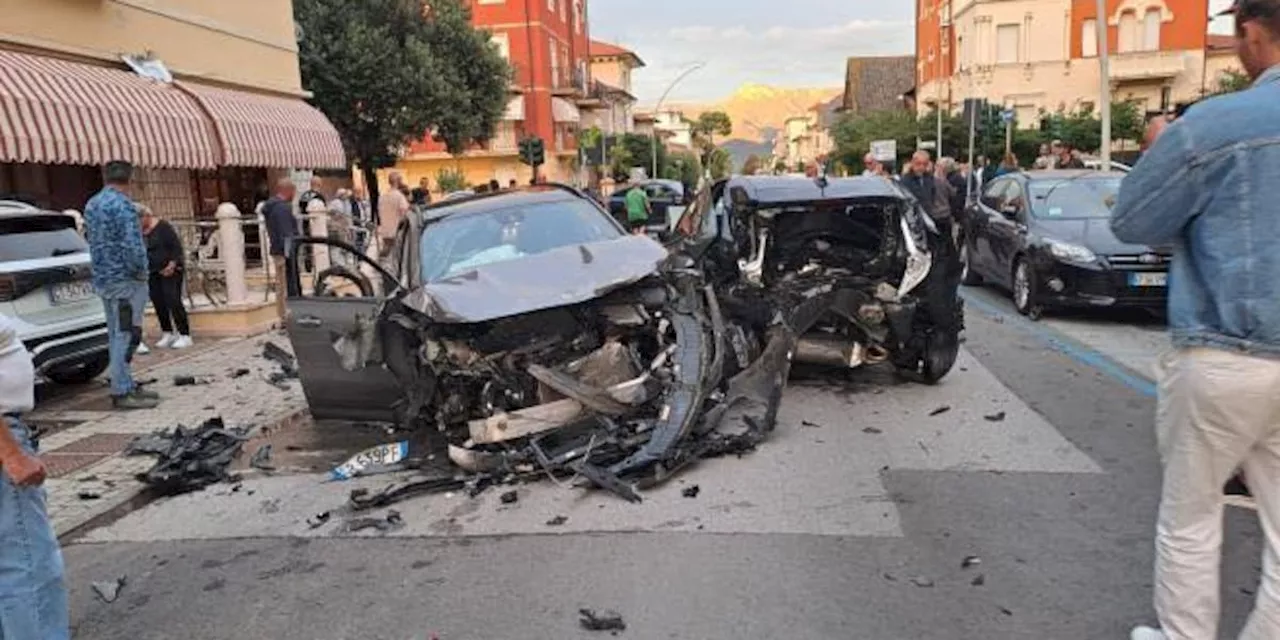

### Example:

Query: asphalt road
xmin=60 ymin=287 xmax=1265 ymax=640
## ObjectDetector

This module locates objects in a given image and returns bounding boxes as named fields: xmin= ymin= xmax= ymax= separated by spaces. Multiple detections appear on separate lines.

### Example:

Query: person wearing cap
xmin=0 ymin=315 xmax=69 ymax=638
xmin=1112 ymin=2 xmax=1280 ymax=638
xmin=83 ymin=161 xmax=160 ymax=410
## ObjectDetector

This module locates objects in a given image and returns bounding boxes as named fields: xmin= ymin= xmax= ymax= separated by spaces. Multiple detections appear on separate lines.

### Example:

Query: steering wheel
xmin=313 ymin=265 xmax=374 ymax=297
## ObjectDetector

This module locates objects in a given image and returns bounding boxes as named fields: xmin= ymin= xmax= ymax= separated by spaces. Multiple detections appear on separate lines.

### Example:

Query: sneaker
xmin=1131 ymin=626 xmax=1167 ymax=640
xmin=112 ymin=391 xmax=159 ymax=410
xmin=136 ymin=342 xmax=151 ymax=355
xmin=170 ymin=335 xmax=193 ymax=349
xmin=156 ymin=332 xmax=176 ymax=348
xmin=133 ymin=386 xmax=161 ymax=400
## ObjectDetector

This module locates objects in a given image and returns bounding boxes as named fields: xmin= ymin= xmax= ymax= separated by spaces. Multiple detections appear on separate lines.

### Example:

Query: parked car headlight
xmin=1047 ymin=240 xmax=1097 ymax=264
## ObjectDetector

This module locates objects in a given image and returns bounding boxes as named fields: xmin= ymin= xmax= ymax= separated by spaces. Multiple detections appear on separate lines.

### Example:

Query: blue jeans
xmin=100 ymin=280 xmax=147 ymax=397
xmin=0 ymin=419 xmax=69 ymax=640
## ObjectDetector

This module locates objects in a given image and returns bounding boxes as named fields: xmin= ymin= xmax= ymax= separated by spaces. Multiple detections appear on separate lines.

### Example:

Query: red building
xmin=400 ymin=0 xmax=593 ymax=187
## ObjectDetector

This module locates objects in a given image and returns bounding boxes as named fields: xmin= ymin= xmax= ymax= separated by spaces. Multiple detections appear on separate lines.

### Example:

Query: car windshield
xmin=419 ymin=198 xmax=621 ymax=281
xmin=0 ymin=215 xmax=88 ymax=261
xmin=1029 ymin=177 xmax=1122 ymax=219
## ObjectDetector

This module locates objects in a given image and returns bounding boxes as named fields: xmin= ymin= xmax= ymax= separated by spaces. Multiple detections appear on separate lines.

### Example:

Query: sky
xmin=588 ymin=0 xmax=914 ymax=105
xmin=589 ymin=0 xmax=1240 ymax=107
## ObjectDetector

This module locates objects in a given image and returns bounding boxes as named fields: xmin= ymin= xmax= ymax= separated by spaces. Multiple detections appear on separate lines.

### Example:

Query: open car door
xmin=284 ymin=237 xmax=403 ymax=422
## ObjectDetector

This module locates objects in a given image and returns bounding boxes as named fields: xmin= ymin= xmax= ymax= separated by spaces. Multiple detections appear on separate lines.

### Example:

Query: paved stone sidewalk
xmin=28 ymin=333 xmax=307 ymax=536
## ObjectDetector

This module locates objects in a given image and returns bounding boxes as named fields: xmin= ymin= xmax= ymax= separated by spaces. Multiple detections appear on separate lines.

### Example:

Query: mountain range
xmin=669 ymin=83 xmax=842 ymax=169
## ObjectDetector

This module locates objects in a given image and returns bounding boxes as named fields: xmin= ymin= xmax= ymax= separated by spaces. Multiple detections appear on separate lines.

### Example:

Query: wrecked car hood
xmin=402 ymin=235 xmax=669 ymax=323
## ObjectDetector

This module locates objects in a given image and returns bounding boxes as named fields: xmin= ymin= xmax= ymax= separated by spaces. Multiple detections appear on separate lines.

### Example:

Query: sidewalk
xmin=28 ymin=333 xmax=308 ymax=536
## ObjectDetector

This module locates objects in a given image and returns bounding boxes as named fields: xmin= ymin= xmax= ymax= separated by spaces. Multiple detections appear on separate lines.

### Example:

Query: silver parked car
xmin=0 ymin=200 xmax=110 ymax=384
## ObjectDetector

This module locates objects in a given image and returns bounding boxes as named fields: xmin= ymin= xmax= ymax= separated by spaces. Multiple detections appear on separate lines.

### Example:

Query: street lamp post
xmin=1097 ymin=0 xmax=1113 ymax=171
xmin=651 ymin=62 xmax=706 ymax=180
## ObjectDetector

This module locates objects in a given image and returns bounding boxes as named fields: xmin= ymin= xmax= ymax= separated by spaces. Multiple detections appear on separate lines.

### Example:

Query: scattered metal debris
xmin=249 ymin=444 xmax=275 ymax=472
xmin=983 ymin=411 xmax=1006 ymax=422
xmin=124 ymin=417 xmax=249 ymax=495
xmin=91 ymin=576 xmax=127 ymax=603
xmin=801 ymin=420 xmax=822 ymax=428
xmin=546 ymin=515 xmax=568 ymax=526
xmin=910 ymin=576 xmax=935 ymax=588
xmin=261 ymin=342 xmax=298 ymax=377
xmin=961 ymin=555 xmax=982 ymax=569
xmin=929 ymin=406 xmax=951 ymax=416
xmin=681 ymin=485 xmax=701 ymax=499
xmin=229 ymin=368 xmax=251 ymax=379
xmin=345 ymin=510 xmax=403 ymax=533
xmin=578 ymin=608 xmax=626 ymax=632
xmin=862 ymin=427 xmax=883 ymax=434
xmin=173 ymin=375 xmax=208 ymax=387
xmin=499 ymin=490 xmax=519 ymax=504
xmin=971 ymin=574 xmax=986 ymax=586
xmin=307 ymin=511 xmax=331 ymax=529
xmin=76 ymin=491 xmax=101 ymax=501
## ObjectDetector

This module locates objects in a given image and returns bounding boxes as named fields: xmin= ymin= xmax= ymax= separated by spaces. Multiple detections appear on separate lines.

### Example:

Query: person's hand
xmin=161 ymin=262 xmax=176 ymax=277
xmin=1142 ymin=116 xmax=1172 ymax=151
xmin=2 ymin=452 xmax=47 ymax=487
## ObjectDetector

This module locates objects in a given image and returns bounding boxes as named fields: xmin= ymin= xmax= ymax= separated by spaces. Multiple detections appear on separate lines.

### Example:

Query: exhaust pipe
xmin=794 ymin=335 xmax=866 ymax=368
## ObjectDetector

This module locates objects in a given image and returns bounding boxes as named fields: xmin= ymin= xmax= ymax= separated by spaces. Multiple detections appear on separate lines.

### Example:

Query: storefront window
xmin=0 ymin=163 xmax=102 ymax=212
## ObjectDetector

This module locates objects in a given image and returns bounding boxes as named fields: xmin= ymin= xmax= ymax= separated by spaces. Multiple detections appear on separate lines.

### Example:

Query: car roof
xmin=725 ymin=175 xmax=906 ymax=205
xmin=420 ymin=185 xmax=590 ymax=222
xmin=1020 ymin=169 xmax=1127 ymax=180
xmin=0 ymin=200 xmax=64 ymax=219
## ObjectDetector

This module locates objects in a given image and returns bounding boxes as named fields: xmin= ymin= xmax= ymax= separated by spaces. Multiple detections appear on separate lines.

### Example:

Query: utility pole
xmin=936 ymin=7 xmax=945 ymax=157
xmin=1096 ymin=0 xmax=1112 ymax=171
xmin=651 ymin=62 xmax=706 ymax=181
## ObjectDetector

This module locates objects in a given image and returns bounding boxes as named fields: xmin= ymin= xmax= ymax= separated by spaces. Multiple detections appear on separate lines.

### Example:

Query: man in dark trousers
xmin=262 ymin=179 xmax=298 ymax=322
xmin=83 ymin=161 xmax=158 ymax=410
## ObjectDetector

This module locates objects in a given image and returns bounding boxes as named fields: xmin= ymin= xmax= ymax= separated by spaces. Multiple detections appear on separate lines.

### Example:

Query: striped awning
xmin=503 ymin=96 xmax=525 ymax=121
xmin=551 ymin=97 xmax=580 ymax=124
xmin=179 ymin=82 xmax=346 ymax=169
xmin=0 ymin=49 xmax=219 ymax=168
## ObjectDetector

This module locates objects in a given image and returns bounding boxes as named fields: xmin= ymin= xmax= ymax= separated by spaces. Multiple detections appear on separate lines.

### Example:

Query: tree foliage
xmin=609 ymin=134 xmax=667 ymax=181
xmin=435 ymin=166 xmax=468 ymax=193
xmin=295 ymin=0 xmax=509 ymax=211
xmin=741 ymin=154 xmax=762 ymax=175
xmin=707 ymin=148 xmax=732 ymax=180
xmin=693 ymin=111 xmax=733 ymax=144
xmin=663 ymin=150 xmax=702 ymax=193
xmin=1214 ymin=69 xmax=1251 ymax=95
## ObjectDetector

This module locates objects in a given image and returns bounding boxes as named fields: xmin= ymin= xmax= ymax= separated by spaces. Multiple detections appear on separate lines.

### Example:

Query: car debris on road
xmin=91 ymin=576 xmax=127 ymax=604
xmin=579 ymin=608 xmax=626 ymax=633
xmin=124 ymin=417 xmax=249 ymax=495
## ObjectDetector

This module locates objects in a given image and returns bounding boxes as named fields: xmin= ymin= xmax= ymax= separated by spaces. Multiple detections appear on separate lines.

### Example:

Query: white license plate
xmin=49 ymin=280 xmax=95 ymax=305
xmin=1128 ymin=272 xmax=1167 ymax=287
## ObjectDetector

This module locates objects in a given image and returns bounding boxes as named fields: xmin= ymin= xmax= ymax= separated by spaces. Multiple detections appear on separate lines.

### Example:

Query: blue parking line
xmin=961 ymin=291 xmax=1158 ymax=398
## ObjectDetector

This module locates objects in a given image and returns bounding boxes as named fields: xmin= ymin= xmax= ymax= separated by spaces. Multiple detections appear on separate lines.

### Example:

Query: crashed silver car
xmin=285 ymin=185 xmax=793 ymax=501
xmin=674 ymin=175 xmax=962 ymax=384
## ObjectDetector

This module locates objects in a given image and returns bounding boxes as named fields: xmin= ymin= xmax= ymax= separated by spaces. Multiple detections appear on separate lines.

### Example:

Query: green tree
xmin=663 ymin=150 xmax=701 ymax=192
xmin=832 ymin=109 xmax=919 ymax=171
xmin=296 ymin=0 xmax=509 ymax=215
xmin=435 ymin=166 xmax=468 ymax=193
xmin=693 ymin=111 xmax=733 ymax=147
xmin=1215 ymin=69 xmax=1251 ymax=95
xmin=609 ymin=134 xmax=667 ymax=181
xmin=741 ymin=154 xmax=762 ymax=175
xmin=707 ymin=148 xmax=732 ymax=180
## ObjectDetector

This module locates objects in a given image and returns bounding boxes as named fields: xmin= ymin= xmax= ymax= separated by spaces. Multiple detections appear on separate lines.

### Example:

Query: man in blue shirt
xmin=1113 ymin=2 xmax=1280 ymax=638
xmin=83 ymin=161 xmax=159 ymax=410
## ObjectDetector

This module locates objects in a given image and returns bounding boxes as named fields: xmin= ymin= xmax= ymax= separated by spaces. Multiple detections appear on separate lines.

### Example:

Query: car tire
xmin=45 ymin=353 xmax=110 ymax=385
xmin=960 ymin=242 xmax=983 ymax=286
xmin=920 ymin=328 xmax=960 ymax=385
xmin=1012 ymin=258 xmax=1037 ymax=316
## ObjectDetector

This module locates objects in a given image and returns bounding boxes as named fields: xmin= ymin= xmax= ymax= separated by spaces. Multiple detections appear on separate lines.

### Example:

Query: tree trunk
xmin=362 ymin=162 xmax=381 ymax=226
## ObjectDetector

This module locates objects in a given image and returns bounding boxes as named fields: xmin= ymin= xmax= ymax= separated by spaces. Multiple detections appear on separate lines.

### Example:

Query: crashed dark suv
xmin=282 ymin=179 xmax=959 ymax=498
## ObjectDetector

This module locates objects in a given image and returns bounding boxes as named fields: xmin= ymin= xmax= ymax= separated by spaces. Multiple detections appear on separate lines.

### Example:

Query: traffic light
xmin=518 ymin=136 xmax=546 ymax=167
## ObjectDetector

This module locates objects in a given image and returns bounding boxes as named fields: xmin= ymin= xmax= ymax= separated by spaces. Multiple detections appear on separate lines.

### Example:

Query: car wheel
xmin=960 ymin=243 xmax=983 ymax=286
xmin=920 ymin=328 xmax=960 ymax=384
xmin=45 ymin=353 xmax=110 ymax=385
xmin=1012 ymin=258 xmax=1037 ymax=316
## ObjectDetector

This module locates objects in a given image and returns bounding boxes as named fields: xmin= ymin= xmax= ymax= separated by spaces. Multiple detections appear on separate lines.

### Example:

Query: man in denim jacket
xmin=1113 ymin=2 xmax=1280 ymax=638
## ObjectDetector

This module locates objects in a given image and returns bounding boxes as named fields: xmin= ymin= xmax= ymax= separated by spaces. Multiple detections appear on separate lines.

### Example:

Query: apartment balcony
xmin=1109 ymin=50 xmax=1187 ymax=82
xmin=551 ymin=64 xmax=587 ymax=97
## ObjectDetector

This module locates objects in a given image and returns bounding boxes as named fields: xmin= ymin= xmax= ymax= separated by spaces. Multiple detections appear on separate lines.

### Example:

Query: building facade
xmin=0 ymin=0 xmax=344 ymax=223
xmin=916 ymin=0 xmax=1228 ymax=130
xmin=396 ymin=0 xmax=594 ymax=190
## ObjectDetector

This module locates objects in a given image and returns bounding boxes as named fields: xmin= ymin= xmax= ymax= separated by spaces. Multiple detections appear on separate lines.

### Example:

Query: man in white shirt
xmin=0 ymin=315 xmax=69 ymax=639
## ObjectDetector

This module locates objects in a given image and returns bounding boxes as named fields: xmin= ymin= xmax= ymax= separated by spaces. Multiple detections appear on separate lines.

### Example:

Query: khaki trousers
xmin=272 ymin=256 xmax=287 ymax=322
xmin=1152 ymin=347 xmax=1280 ymax=640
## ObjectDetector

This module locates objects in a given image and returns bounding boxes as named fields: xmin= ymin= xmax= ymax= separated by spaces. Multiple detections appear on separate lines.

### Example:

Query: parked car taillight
xmin=0 ymin=275 xmax=16 ymax=302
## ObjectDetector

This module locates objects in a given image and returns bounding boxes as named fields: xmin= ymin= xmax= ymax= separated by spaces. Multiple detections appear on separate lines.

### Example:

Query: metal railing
xmin=168 ymin=217 xmax=276 ymax=309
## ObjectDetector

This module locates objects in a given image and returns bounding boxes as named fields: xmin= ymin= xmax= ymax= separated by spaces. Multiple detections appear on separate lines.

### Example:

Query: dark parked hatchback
xmin=961 ymin=170 xmax=1170 ymax=317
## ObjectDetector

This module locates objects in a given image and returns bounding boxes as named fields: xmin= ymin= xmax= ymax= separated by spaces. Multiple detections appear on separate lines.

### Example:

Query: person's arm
xmin=158 ymin=221 xmax=183 ymax=274
xmin=1111 ymin=120 xmax=1202 ymax=245
xmin=0 ymin=417 xmax=45 ymax=487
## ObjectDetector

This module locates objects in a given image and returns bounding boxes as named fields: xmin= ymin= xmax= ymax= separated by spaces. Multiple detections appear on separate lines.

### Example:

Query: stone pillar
xmin=255 ymin=202 xmax=273 ymax=280
xmin=215 ymin=203 xmax=249 ymax=306
xmin=307 ymin=199 xmax=330 ymax=274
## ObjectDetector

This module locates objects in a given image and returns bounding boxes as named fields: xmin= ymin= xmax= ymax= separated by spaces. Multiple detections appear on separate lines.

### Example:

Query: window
xmin=574 ymin=0 xmax=583 ymax=33
xmin=1081 ymin=19 xmax=1098 ymax=57
xmin=547 ymin=0 xmax=555 ymax=11
xmin=977 ymin=21 xmax=992 ymax=64
xmin=1143 ymin=8 xmax=1161 ymax=51
xmin=549 ymin=44 xmax=559 ymax=84
xmin=491 ymin=32 xmax=510 ymax=59
xmin=1160 ymin=86 xmax=1172 ymax=112
xmin=1028 ymin=177 xmax=1122 ymax=219
xmin=1118 ymin=11 xmax=1138 ymax=53
xmin=559 ymin=0 xmax=566 ymax=21
xmin=996 ymin=23 xmax=1021 ymax=64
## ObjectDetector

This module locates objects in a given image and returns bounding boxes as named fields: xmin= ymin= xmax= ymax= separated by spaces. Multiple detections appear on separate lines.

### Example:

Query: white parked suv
xmin=0 ymin=200 xmax=110 ymax=384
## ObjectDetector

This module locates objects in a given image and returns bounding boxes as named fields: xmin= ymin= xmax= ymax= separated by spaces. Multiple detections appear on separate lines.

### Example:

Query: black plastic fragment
xmin=681 ymin=485 xmax=700 ymax=499
xmin=929 ymin=406 xmax=951 ymax=416
xmin=546 ymin=515 xmax=568 ymax=526
xmin=983 ymin=411 xmax=1006 ymax=422
xmin=579 ymin=608 xmax=626 ymax=632
xmin=125 ymin=417 xmax=249 ymax=495
xmin=499 ymin=490 xmax=519 ymax=504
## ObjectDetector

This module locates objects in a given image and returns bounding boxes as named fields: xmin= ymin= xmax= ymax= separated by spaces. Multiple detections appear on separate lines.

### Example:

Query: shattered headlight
xmin=1047 ymin=240 xmax=1097 ymax=264
xmin=896 ymin=217 xmax=932 ymax=298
